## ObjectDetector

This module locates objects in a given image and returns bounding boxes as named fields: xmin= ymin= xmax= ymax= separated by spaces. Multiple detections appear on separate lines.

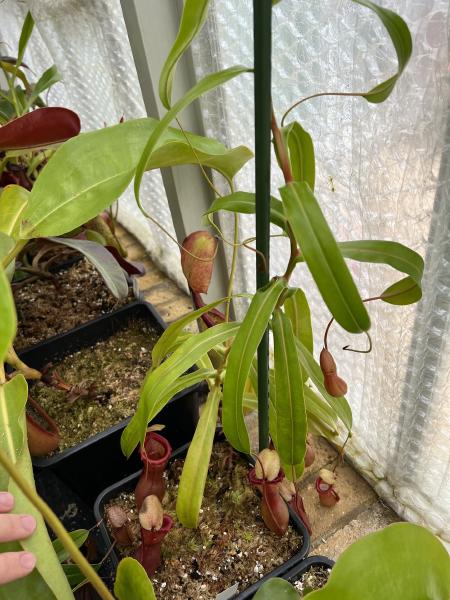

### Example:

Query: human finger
xmin=0 ymin=551 xmax=36 ymax=585
xmin=0 ymin=513 xmax=36 ymax=543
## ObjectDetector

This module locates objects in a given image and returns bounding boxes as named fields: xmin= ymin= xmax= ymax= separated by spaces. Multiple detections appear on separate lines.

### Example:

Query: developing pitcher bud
xmin=139 ymin=495 xmax=164 ymax=531
xmin=320 ymin=348 xmax=348 ymax=397
xmin=106 ymin=505 xmax=132 ymax=545
xmin=279 ymin=478 xmax=296 ymax=502
xmin=254 ymin=448 xmax=281 ymax=481
xmin=181 ymin=230 xmax=217 ymax=293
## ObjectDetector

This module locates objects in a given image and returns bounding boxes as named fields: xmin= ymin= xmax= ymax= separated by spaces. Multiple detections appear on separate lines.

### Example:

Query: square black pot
xmin=93 ymin=435 xmax=311 ymax=599
xmin=283 ymin=555 xmax=334 ymax=591
xmin=17 ymin=301 xmax=203 ymax=504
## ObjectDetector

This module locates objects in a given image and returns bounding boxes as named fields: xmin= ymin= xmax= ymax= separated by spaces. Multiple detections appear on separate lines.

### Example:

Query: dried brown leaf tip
xmin=181 ymin=230 xmax=217 ymax=293
xmin=320 ymin=348 xmax=348 ymax=397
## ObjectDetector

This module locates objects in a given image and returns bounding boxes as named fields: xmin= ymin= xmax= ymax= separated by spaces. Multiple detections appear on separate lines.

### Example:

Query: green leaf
xmin=152 ymin=297 xmax=227 ymax=367
xmin=380 ymin=276 xmax=422 ymax=305
xmin=205 ymin=192 xmax=287 ymax=231
xmin=62 ymin=563 xmax=100 ymax=588
xmin=147 ymin=137 xmax=252 ymax=182
xmin=254 ymin=578 xmax=299 ymax=599
xmin=52 ymin=529 xmax=89 ymax=564
xmin=17 ymin=12 xmax=34 ymax=67
xmin=0 ymin=375 xmax=74 ymax=600
xmin=114 ymin=557 xmax=156 ymax=600
xmin=308 ymin=523 xmax=450 ymax=599
xmin=19 ymin=118 xmax=251 ymax=238
xmin=338 ymin=239 xmax=423 ymax=286
xmin=19 ymin=120 xmax=149 ymax=238
xmin=0 ymin=376 xmax=27 ymax=489
xmin=0 ymin=265 xmax=16 ymax=363
xmin=284 ymin=288 xmax=313 ymax=354
xmin=281 ymin=182 xmax=370 ymax=334
xmin=295 ymin=338 xmax=352 ymax=431
xmin=352 ymin=0 xmax=412 ymax=103
xmin=121 ymin=322 xmax=240 ymax=457
xmin=222 ymin=278 xmax=286 ymax=453
xmin=177 ymin=386 xmax=221 ymax=527
xmin=0 ymin=185 xmax=29 ymax=238
xmin=281 ymin=122 xmax=315 ymax=190
xmin=0 ymin=232 xmax=15 ymax=265
xmin=29 ymin=65 xmax=61 ymax=105
xmin=304 ymin=385 xmax=339 ymax=435
xmin=47 ymin=237 xmax=128 ymax=300
xmin=272 ymin=310 xmax=307 ymax=480
xmin=159 ymin=0 xmax=211 ymax=109
xmin=135 ymin=66 xmax=251 ymax=204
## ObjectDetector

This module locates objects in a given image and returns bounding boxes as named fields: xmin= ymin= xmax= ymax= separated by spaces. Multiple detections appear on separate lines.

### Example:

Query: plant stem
xmin=281 ymin=90 xmax=365 ymax=127
xmin=225 ymin=181 xmax=238 ymax=323
xmin=2 ymin=239 xmax=28 ymax=269
xmin=254 ymin=0 xmax=272 ymax=452
xmin=0 ymin=448 xmax=115 ymax=600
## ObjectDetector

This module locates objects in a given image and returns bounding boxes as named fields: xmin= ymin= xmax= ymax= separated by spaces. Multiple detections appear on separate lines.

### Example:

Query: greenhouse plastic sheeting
xmin=191 ymin=0 xmax=450 ymax=542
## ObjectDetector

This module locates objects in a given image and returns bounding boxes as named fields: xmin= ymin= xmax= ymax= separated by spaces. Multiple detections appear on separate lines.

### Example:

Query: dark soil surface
xmin=105 ymin=442 xmax=303 ymax=599
xmin=30 ymin=319 xmax=159 ymax=453
xmin=293 ymin=564 xmax=331 ymax=595
xmin=14 ymin=258 xmax=133 ymax=350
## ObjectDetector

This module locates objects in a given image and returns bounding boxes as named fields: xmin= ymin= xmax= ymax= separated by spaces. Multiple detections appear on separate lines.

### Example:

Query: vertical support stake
xmin=254 ymin=0 xmax=272 ymax=451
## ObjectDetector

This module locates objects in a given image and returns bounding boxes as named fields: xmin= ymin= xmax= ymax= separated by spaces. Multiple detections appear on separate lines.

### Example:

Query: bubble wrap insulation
xmin=0 ymin=0 xmax=185 ymax=287
xmin=191 ymin=0 xmax=450 ymax=541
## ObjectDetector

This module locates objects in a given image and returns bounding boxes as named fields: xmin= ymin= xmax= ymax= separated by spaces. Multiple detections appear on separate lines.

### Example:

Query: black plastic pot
xmin=18 ymin=301 xmax=203 ymax=504
xmin=283 ymin=555 xmax=334 ymax=591
xmin=94 ymin=435 xmax=311 ymax=599
xmin=35 ymin=469 xmax=116 ymax=596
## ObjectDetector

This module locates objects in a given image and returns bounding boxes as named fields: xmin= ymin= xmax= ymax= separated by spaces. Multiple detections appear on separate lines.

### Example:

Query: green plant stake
xmin=254 ymin=0 xmax=273 ymax=451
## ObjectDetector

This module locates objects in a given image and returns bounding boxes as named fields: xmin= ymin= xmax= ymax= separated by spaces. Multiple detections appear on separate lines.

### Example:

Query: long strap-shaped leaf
xmin=0 ymin=266 xmax=16 ymax=362
xmin=295 ymin=338 xmax=352 ymax=431
xmin=176 ymin=386 xmax=220 ymax=528
xmin=272 ymin=309 xmax=307 ymax=480
xmin=338 ymin=240 xmax=423 ymax=303
xmin=338 ymin=240 xmax=423 ymax=285
xmin=152 ymin=297 xmax=228 ymax=367
xmin=352 ymin=0 xmax=412 ymax=103
xmin=281 ymin=122 xmax=315 ymax=190
xmin=159 ymin=0 xmax=211 ymax=109
xmin=222 ymin=278 xmax=286 ymax=453
xmin=281 ymin=181 xmax=370 ymax=334
xmin=284 ymin=288 xmax=313 ymax=354
xmin=205 ymin=192 xmax=287 ymax=231
xmin=121 ymin=322 xmax=240 ymax=457
xmin=114 ymin=558 xmax=156 ymax=600
xmin=134 ymin=66 xmax=251 ymax=204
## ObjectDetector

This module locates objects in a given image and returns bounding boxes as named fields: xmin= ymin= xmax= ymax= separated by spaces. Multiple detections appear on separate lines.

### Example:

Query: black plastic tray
xmin=93 ymin=434 xmax=311 ymax=599
xmin=19 ymin=301 xmax=203 ymax=504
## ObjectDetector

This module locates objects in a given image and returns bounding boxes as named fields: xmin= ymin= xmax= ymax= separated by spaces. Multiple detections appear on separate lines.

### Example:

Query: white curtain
xmin=0 ymin=0 xmax=186 ymax=288
xmin=191 ymin=0 xmax=450 ymax=542
xmin=2 ymin=0 xmax=449 ymax=543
